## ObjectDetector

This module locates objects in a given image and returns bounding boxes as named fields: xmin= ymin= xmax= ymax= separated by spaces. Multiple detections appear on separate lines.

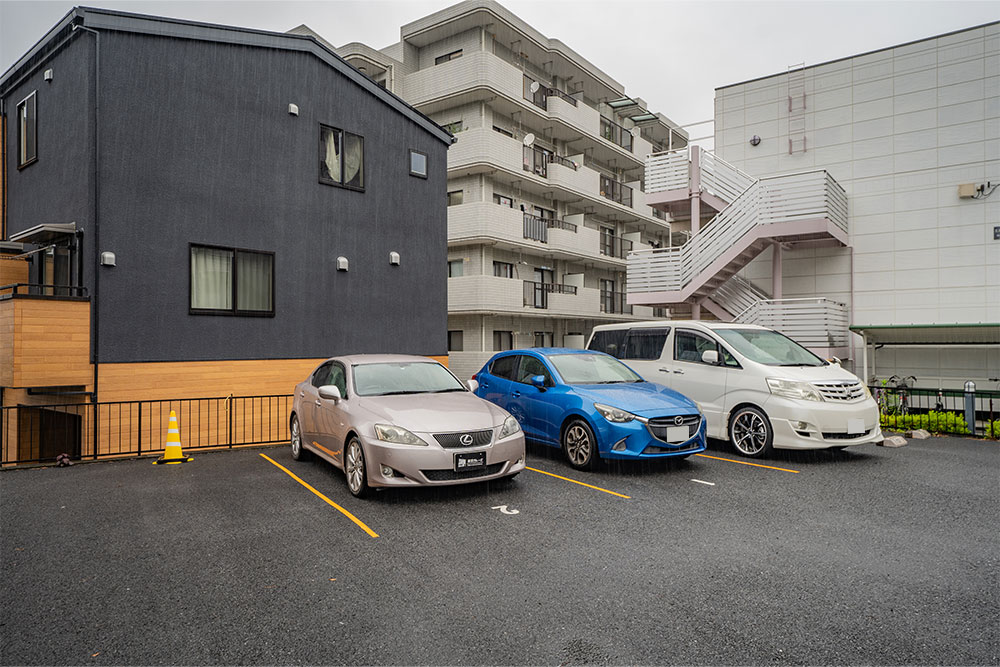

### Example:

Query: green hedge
xmin=880 ymin=410 xmax=969 ymax=435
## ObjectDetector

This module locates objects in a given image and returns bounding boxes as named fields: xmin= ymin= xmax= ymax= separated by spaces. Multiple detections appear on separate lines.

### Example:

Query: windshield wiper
xmin=379 ymin=390 xmax=424 ymax=396
xmin=429 ymin=387 xmax=466 ymax=393
xmin=778 ymin=363 xmax=820 ymax=367
xmin=597 ymin=380 xmax=627 ymax=384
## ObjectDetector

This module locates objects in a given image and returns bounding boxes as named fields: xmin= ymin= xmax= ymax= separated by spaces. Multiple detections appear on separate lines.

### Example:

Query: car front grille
xmin=433 ymin=429 xmax=493 ymax=448
xmin=645 ymin=415 xmax=702 ymax=444
xmin=421 ymin=463 xmax=505 ymax=481
xmin=822 ymin=430 xmax=872 ymax=440
xmin=643 ymin=442 xmax=703 ymax=455
xmin=814 ymin=381 xmax=865 ymax=402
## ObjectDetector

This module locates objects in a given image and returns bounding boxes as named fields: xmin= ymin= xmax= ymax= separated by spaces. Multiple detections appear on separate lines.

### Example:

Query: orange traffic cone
xmin=154 ymin=410 xmax=193 ymax=464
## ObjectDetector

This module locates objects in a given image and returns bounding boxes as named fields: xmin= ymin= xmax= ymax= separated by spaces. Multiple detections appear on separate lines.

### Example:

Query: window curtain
xmin=321 ymin=127 xmax=341 ymax=182
xmin=236 ymin=252 xmax=273 ymax=312
xmin=343 ymin=133 xmax=363 ymax=188
xmin=191 ymin=247 xmax=233 ymax=310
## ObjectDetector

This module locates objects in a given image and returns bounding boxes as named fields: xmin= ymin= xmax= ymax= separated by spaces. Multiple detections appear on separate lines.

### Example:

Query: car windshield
xmin=548 ymin=353 xmax=643 ymax=384
xmin=353 ymin=362 xmax=466 ymax=396
xmin=714 ymin=328 xmax=826 ymax=367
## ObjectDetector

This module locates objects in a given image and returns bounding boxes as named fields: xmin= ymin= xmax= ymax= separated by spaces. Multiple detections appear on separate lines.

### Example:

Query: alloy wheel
xmin=732 ymin=410 xmax=768 ymax=456
xmin=565 ymin=424 xmax=592 ymax=466
xmin=346 ymin=439 xmax=365 ymax=494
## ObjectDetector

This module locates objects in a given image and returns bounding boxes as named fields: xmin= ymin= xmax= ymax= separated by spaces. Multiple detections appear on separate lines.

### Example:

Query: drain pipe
xmin=74 ymin=23 xmax=101 ymax=458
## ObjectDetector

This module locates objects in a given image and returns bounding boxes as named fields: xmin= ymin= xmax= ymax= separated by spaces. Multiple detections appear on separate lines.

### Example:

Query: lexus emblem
xmin=673 ymin=416 xmax=685 ymax=426
xmin=459 ymin=433 xmax=474 ymax=446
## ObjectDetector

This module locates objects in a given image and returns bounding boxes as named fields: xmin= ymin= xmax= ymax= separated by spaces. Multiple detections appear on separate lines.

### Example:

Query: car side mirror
xmin=318 ymin=385 xmax=342 ymax=401
xmin=701 ymin=350 xmax=719 ymax=365
xmin=530 ymin=375 xmax=547 ymax=391
xmin=467 ymin=379 xmax=479 ymax=392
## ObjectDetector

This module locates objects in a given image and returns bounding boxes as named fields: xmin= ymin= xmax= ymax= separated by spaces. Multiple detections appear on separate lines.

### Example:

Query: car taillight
xmin=471 ymin=373 xmax=477 ymax=380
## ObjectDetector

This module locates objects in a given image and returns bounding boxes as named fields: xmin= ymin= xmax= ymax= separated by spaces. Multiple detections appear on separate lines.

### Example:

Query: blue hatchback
xmin=472 ymin=348 xmax=706 ymax=470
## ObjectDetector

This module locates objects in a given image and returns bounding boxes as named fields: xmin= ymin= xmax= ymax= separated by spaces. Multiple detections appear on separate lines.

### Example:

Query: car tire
xmin=562 ymin=419 xmax=599 ymax=471
xmin=728 ymin=406 xmax=773 ymax=458
xmin=344 ymin=436 xmax=370 ymax=498
xmin=290 ymin=415 xmax=311 ymax=461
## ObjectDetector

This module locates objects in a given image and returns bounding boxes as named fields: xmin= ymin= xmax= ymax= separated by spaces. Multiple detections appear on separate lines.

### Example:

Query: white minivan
xmin=587 ymin=321 xmax=882 ymax=457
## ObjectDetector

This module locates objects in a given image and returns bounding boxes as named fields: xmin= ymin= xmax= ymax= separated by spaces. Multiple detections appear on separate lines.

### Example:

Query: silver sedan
xmin=290 ymin=354 xmax=525 ymax=497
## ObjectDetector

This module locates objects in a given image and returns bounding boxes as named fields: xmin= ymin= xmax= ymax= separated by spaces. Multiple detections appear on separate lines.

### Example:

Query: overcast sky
xmin=2 ymin=0 xmax=998 ymax=142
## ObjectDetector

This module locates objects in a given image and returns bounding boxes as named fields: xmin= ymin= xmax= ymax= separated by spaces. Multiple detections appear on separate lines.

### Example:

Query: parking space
xmin=2 ymin=437 xmax=997 ymax=665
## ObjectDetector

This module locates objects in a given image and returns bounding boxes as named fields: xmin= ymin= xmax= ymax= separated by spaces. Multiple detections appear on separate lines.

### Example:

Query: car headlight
xmin=862 ymin=383 xmax=873 ymax=400
xmin=374 ymin=424 xmax=427 ymax=445
xmin=594 ymin=403 xmax=647 ymax=423
xmin=497 ymin=415 xmax=521 ymax=439
xmin=766 ymin=378 xmax=824 ymax=402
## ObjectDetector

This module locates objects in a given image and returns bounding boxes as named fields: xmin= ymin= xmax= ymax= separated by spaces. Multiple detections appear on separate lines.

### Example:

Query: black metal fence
xmin=1 ymin=394 xmax=293 ymax=466
xmin=869 ymin=384 xmax=999 ymax=438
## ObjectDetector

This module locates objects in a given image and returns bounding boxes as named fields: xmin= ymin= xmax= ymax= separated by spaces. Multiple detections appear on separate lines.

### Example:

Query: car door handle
xmin=314 ymin=400 xmax=322 ymax=406
xmin=512 ymin=391 xmax=521 ymax=398
xmin=672 ymin=369 xmax=684 ymax=375
xmin=299 ymin=391 xmax=305 ymax=397
xmin=658 ymin=367 xmax=670 ymax=373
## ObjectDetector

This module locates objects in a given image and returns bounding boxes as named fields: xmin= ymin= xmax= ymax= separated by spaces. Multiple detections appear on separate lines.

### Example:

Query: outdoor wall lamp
xmin=389 ymin=251 xmax=400 ymax=266
xmin=100 ymin=251 xmax=116 ymax=267
xmin=288 ymin=103 xmax=299 ymax=116
xmin=336 ymin=256 xmax=348 ymax=271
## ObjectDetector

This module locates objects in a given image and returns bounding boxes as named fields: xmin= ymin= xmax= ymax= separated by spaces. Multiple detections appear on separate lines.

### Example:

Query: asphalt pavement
xmin=1 ymin=435 xmax=997 ymax=665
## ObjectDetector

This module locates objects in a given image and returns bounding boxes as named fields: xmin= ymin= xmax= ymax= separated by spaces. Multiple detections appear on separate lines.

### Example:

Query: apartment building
xmin=329 ymin=0 xmax=688 ymax=380
xmin=629 ymin=22 xmax=998 ymax=388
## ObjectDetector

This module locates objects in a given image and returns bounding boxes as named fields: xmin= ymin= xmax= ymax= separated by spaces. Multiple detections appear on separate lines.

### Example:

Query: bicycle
xmin=888 ymin=375 xmax=917 ymax=416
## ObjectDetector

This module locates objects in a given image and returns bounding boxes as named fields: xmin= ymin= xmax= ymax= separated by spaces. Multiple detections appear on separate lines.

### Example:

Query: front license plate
xmin=847 ymin=418 xmax=865 ymax=434
xmin=666 ymin=425 xmax=688 ymax=443
xmin=455 ymin=451 xmax=486 ymax=470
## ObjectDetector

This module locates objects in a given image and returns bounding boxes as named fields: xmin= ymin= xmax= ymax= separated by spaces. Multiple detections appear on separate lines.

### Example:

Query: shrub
xmin=880 ymin=410 xmax=970 ymax=435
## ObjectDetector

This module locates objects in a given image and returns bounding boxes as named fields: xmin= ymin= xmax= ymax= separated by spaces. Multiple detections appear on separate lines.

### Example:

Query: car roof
xmin=322 ymin=354 xmax=446 ymax=366
xmin=590 ymin=320 xmax=769 ymax=332
xmin=495 ymin=348 xmax=605 ymax=357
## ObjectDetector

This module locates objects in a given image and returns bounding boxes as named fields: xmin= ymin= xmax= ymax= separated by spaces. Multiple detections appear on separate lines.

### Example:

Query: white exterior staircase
xmin=629 ymin=147 xmax=851 ymax=355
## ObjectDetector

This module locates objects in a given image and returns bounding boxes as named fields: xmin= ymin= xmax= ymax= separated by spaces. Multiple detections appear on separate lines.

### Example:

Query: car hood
xmin=357 ymin=392 xmax=507 ymax=433
xmin=568 ymin=382 xmax=699 ymax=417
xmin=761 ymin=363 xmax=862 ymax=383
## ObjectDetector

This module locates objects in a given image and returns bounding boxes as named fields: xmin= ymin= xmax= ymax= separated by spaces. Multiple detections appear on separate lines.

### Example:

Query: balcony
xmin=600 ymin=290 xmax=632 ymax=315
xmin=448 ymin=275 xmax=523 ymax=313
xmin=600 ymin=175 xmax=633 ymax=207
xmin=404 ymin=52 xmax=522 ymax=109
xmin=523 ymin=281 xmax=578 ymax=309
xmin=600 ymin=235 xmax=633 ymax=260
xmin=1 ymin=284 xmax=91 ymax=389
xmin=600 ymin=116 xmax=633 ymax=152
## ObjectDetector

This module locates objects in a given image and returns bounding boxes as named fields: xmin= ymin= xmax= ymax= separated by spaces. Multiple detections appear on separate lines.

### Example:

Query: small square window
xmin=448 ymin=259 xmax=464 ymax=277
xmin=442 ymin=121 xmax=463 ymax=134
xmin=447 ymin=190 xmax=464 ymax=206
xmin=448 ymin=330 xmax=464 ymax=352
xmin=409 ymin=150 xmax=427 ymax=178
xmin=493 ymin=194 xmax=514 ymax=208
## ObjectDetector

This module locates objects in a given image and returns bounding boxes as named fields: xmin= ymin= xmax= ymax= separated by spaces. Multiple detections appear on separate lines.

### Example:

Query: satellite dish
xmin=522 ymin=133 xmax=536 ymax=147
xmin=529 ymin=81 xmax=540 ymax=94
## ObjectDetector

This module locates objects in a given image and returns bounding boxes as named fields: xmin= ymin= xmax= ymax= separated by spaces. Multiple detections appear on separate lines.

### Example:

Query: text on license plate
xmin=455 ymin=452 xmax=486 ymax=470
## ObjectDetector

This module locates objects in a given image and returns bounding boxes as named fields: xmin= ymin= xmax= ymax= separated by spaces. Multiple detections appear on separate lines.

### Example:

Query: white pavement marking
xmin=491 ymin=504 xmax=520 ymax=515
xmin=690 ymin=479 xmax=716 ymax=486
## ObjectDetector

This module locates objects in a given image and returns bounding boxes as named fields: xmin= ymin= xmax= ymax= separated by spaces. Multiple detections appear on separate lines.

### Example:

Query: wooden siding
xmin=0 ymin=258 xmax=29 ymax=290
xmin=1 ymin=298 xmax=92 ymax=388
xmin=96 ymin=355 xmax=451 ymax=403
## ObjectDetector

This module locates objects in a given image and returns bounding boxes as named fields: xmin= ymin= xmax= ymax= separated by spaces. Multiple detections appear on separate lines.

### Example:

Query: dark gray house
xmin=0 ymin=7 xmax=453 ymax=462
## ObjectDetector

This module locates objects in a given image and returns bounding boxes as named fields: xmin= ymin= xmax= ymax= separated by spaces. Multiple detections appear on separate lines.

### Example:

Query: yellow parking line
xmin=526 ymin=466 xmax=631 ymax=499
xmin=259 ymin=454 xmax=379 ymax=538
xmin=694 ymin=453 xmax=800 ymax=474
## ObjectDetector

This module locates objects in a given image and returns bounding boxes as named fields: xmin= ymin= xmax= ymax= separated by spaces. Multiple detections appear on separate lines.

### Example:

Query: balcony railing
xmin=523 ymin=214 xmax=580 ymax=244
xmin=0 ymin=283 xmax=89 ymax=299
xmin=524 ymin=281 xmax=578 ymax=309
xmin=523 ymin=146 xmax=580 ymax=179
xmin=600 ymin=290 xmax=632 ymax=315
xmin=600 ymin=116 xmax=633 ymax=152
xmin=599 ymin=235 xmax=633 ymax=259
xmin=734 ymin=298 xmax=850 ymax=349
xmin=547 ymin=87 xmax=578 ymax=107
xmin=599 ymin=175 xmax=633 ymax=208
xmin=523 ymin=75 xmax=547 ymax=109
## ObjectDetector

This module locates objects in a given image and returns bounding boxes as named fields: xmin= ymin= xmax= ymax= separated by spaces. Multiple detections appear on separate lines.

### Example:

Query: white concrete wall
xmin=714 ymin=22 xmax=1000 ymax=387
